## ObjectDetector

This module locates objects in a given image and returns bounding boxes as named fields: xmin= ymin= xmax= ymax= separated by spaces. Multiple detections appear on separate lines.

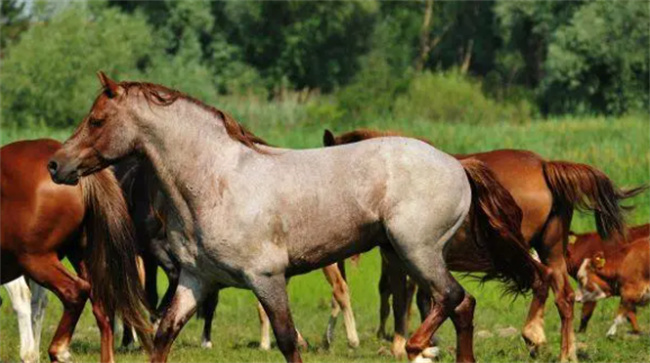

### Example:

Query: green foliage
xmin=1 ymin=2 xmax=153 ymax=127
xmin=335 ymin=52 xmax=412 ymax=121
xmin=393 ymin=71 xmax=533 ymax=124
xmin=541 ymin=1 xmax=649 ymax=115
xmin=2 ymin=0 xmax=647 ymax=127
xmin=0 ymin=0 xmax=29 ymax=53
xmin=220 ymin=1 xmax=378 ymax=92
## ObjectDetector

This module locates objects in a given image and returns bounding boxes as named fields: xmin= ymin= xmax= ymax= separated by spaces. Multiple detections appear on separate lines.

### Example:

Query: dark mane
xmin=118 ymin=81 xmax=268 ymax=151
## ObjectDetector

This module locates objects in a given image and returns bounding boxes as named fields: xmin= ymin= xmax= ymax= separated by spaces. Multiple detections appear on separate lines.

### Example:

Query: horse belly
xmin=285 ymin=222 xmax=385 ymax=276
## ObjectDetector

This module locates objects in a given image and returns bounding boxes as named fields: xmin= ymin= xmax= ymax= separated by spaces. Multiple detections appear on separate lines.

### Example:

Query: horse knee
xmin=444 ymin=284 xmax=465 ymax=312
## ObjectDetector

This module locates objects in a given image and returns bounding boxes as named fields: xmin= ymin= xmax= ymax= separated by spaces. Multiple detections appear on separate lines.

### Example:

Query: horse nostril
xmin=47 ymin=160 xmax=58 ymax=175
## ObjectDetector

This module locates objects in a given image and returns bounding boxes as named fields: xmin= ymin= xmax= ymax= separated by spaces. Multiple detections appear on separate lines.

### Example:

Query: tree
xmin=0 ymin=0 xmax=29 ymax=56
xmin=541 ymin=1 xmax=649 ymax=115
xmin=1 ymin=2 xmax=153 ymax=127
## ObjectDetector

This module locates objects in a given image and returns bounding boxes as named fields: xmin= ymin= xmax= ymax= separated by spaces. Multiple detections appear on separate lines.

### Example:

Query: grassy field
xmin=1 ymin=115 xmax=649 ymax=362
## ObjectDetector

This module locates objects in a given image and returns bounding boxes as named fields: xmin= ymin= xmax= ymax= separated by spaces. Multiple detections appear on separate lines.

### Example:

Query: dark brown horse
xmin=1 ymin=139 xmax=149 ymax=363
xmin=323 ymin=129 xmax=645 ymax=362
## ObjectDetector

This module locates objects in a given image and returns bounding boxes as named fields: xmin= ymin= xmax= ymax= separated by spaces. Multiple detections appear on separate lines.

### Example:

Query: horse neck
xmin=133 ymin=99 xmax=248 ymax=231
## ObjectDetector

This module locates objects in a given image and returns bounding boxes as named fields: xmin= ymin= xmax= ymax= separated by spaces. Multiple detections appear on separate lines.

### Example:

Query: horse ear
xmin=323 ymin=129 xmax=336 ymax=147
xmin=97 ymin=71 xmax=121 ymax=98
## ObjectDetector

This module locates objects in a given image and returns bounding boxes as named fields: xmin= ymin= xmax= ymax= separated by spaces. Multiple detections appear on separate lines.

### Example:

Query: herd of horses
xmin=1 ymin=72 xmax=648 ymax=363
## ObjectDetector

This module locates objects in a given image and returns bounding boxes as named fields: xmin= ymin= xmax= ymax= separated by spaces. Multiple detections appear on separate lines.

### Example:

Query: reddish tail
xmin=543 ymin=161 xmax=647 ymax=241
xmin=462 ymin=159 xmax=540 ymax=294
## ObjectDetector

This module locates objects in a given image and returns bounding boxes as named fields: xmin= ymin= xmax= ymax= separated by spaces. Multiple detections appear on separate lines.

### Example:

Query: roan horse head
xmin=48 ymin=72 xmax=140 ymax=185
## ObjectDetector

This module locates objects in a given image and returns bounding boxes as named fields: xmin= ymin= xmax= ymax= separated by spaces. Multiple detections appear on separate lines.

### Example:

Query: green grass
xmin=1 ymin=115 xmax=649 ymax=362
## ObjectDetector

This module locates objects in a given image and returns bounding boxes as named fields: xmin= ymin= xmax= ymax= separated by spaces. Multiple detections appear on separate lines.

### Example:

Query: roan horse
xmin=115 ymin=150 xmax=359 ymax=351
xmin=323 ymin=129 xmax=645 ymax=362
xmin=1 ymin=139 xmax=149 ymax=363
xmin=47 ymin=72 xmax=538 ymax=363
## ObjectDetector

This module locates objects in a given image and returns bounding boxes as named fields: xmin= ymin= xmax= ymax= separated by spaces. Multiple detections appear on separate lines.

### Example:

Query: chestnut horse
xmin=1 ymin=139 xmax=149 ymax=363
xmin=323 ymin=129 xmax=645 ymax=362
xmin=567 ymin=224 xmax=650 ymax=333
xmin=47 ymin=72 xmax=540 ymax=363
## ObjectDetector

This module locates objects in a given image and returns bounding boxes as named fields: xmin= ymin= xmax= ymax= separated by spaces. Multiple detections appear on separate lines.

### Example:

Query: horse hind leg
xmin=20 ymin=255 xmax=92 ymax=363
xmin=5 ymin=277 xmax=38 ymax=363
xmin=323 ymin=263 xmax=359 ymax=349
xmin=257 ymin=302 xmax=272 ymax=351
xmin=385 ymin=209 xmax=475 ymax=363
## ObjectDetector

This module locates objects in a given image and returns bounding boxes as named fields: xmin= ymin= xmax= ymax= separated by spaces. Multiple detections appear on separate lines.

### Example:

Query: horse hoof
xmin=411 ymin=353 xmax=434 ymax=363
xmin=422 ymin=347 xmax=441 ymax=359
xmin=22 ymin=350 xmax=39 ymax=363
xmin=201 ymin=340 xmax=213 ymax=349
xmin=53 ymin=350 xmax=73 ymax=363
xmin=348 ymin=338 xmax=360 ymax=349
xmin=259 ymin=342 xmax=271 ymax=351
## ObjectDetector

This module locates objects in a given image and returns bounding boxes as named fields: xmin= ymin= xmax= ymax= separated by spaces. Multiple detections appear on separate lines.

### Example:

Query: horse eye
xmin=89 ymin=118 xmax=104 ymax=128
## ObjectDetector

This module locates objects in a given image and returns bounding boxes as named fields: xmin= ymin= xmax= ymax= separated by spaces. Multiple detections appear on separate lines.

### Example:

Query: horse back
xmin=1 ymin=139 xmax=84 ymax=259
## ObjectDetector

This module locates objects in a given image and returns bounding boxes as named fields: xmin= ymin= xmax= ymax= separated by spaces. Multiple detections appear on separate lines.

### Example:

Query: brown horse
xmin=323 ymin=129 xmax=645 ymax=362
xmin=567 ymin=224 xmax=650 ymax=333
xmin=1 ymin=139 xmax=149 ymax=363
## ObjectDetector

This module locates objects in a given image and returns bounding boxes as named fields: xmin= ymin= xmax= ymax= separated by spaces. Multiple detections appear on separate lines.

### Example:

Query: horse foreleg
xmin=30 ymin=278 xmax=49 ymax=362
xmin=323 ymin=263 xmax=359 ymax=348
xmin=151 ymin=271 xmax=205 ymax=363
xmin=5 ymin=277 xmax=38 ymax=363
xmin=252 ymin=274 xmax=302 ymax=363
xmin=377 ymin=258 xmax=391 ymax=340
xmin=381 ymin=248 xmax=409 ymax=359
xmin=20 ymin=255 xmax=91 ymax=363
xmin=578 ymin=301 xmax=597 ymax=333
xmin=200 ymin=290 xmax=219 ymax=349
xmin=549 ymin=261 xmax=577 ymax=362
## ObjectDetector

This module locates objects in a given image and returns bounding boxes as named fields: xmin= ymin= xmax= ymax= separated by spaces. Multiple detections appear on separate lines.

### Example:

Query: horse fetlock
xmin=259 ymin=341 xmax=271 ymax=351
xmin=347 ymin=335 xmax=360 ymax=349
xmin=22 ymin=349 xmax=39 ymax=363
xmin=50 ymin=349 xmax=72 ymax=363
xmin=422 ymin=347 xmax=441 ymax=359
xmin=410 ymin=353 xmax=434 ymax=363
xmin=392 ymin=334 xmax=408 ymax=359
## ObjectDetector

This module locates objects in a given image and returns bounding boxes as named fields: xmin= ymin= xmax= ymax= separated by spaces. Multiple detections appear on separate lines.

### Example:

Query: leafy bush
xmin=335 ymin=52 xmax=412 ymax=121
xmin=393 ymin=71 xmax=533 ymax=124
xmin=541 ymin=1 xmax=649 ymax=115
xmin=1 ymin=3 xmax=153 ymax=127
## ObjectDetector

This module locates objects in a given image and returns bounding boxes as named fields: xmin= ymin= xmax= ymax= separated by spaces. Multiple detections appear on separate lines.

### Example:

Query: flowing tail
xmin=543 ymin=161 xmax=648 ymax=241
xmin=81 ymin=169 xmax=153 ymax=351
xmin=462 ymin=159 xmax=540 ymax=294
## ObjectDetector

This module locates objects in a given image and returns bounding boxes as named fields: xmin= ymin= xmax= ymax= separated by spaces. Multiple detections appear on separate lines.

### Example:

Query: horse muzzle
xmin=47 ymin=152 xmax=81 ymax=185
